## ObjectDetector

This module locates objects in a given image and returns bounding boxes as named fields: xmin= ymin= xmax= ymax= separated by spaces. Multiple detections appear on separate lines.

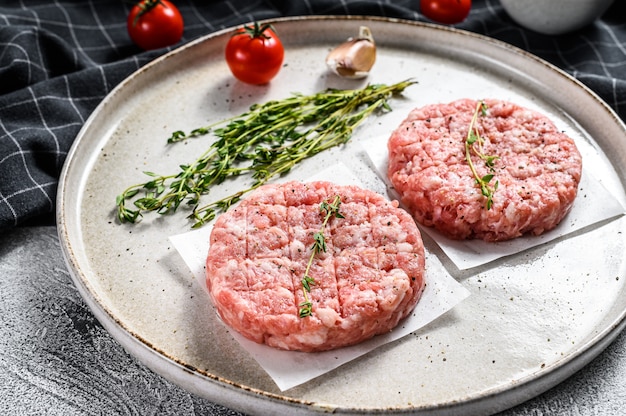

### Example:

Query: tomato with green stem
xmin=127 ymin=0 xmax=184 ymax=50
xmin=420 ymin=0 xmax=472 ymax=24
xmin=225 ymin=22 xmax=284 ymax=85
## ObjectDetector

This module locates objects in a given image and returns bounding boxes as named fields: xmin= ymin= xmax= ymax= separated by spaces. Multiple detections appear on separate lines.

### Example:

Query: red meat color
xmin=387 ymin=99 xmax=582 ymax=241
xmin=205 ymin=181 xmax=426 ymax=352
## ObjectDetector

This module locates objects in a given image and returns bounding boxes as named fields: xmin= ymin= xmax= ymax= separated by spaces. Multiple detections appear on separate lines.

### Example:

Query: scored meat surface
xmin=205 ymin=181 xmax=426 ymax=352
xmin=387 ymin=98 xmax=583 ymax=242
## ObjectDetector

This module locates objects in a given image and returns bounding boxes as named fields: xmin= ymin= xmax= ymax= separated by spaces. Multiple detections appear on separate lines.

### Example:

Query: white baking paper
xmin=364 ymin=137 xmax=626 ymax=270
xmin=170 ymin=164 xmax=470 ymax=391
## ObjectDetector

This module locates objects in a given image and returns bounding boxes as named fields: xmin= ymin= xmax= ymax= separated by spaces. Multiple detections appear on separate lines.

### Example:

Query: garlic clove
xmin=326 ymin=26 xmax=376 ymax=79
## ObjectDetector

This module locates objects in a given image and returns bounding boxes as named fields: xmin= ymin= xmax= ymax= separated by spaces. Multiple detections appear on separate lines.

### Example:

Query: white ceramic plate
xmin=57 ymin=16 xmax=626 ymax=415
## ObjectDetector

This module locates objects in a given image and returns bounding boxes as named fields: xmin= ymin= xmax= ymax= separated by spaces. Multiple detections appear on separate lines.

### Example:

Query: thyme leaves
xmin=115 ymin=80 xmax=415 ymax=228
xmin=299 ymin=195 xmax=344 ymax=318
xmin=464 ymin=100 xmax=499 ymax=210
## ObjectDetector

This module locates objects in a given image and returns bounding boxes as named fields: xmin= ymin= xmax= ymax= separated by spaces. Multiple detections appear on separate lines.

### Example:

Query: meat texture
xmin=205 ymin=181 xmax=426 ymax=352
xmin=387 ymin=98 xmax=583 ymax=241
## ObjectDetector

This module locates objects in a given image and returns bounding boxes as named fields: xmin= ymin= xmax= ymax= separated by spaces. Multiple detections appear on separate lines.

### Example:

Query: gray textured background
xmin=2 ymin=225 xmax=626 ymax=415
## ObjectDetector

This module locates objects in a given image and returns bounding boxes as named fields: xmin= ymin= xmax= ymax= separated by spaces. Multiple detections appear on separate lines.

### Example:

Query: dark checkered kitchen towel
xmin=0 ymin=0 xmax=624 ymax=229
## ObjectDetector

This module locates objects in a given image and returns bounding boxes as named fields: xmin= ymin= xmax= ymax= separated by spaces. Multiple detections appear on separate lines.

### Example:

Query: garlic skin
xmin=326 ymin=26 xmax=376 ymax=79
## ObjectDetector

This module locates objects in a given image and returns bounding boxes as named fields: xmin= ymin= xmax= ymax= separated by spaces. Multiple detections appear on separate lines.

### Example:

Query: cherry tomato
xmin=225 ymin=22 xmax=285 ymax=85
xmin=420 ymin=0 xmax=472 ymax=24
xmin=127 ymin=0 xmax=184 ymax=50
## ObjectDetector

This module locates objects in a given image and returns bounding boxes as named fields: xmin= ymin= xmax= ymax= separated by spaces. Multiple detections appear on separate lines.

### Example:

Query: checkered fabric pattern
xmin=0 ymin=0 xmax=624 ymax=229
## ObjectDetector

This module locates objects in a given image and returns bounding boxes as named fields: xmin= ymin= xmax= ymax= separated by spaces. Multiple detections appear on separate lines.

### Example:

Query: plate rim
xmin=56 ymin=15 xmax=626 ymax=415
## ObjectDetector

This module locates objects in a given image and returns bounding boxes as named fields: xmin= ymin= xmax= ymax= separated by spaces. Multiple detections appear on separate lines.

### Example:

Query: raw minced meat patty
xmin=205 ymin=181 xmax=426 ymax=352
xmin=387 ymin=98 xmax=583 ymax=242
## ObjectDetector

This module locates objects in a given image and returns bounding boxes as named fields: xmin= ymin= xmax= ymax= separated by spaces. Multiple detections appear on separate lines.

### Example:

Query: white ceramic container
xmin=500 ymin=0 xmax=615 ymax=35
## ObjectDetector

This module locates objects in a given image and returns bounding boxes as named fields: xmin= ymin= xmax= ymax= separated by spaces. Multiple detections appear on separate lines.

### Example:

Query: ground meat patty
xmin=205 ymin=181 xmax=426 ymax=352
xmin=387 ymin=98 xmax=582 ymax=242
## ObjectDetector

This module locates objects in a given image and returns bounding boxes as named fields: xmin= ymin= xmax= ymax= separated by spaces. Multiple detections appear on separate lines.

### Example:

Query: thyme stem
xmin=464 ymin=100 xmax=499 ymax=210
xmin=115 ymin=80 xmax=415 ymax=228
xmin=299 ymin=195 xmax=344 ymax=318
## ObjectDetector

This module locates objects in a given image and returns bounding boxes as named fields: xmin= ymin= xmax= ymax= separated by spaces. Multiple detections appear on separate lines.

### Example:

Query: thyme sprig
xmin=299 ymin=195 xmax=344 ymax=318
xmin=464 ymin=100 xmax=499 ymax=210
xmin=116 ymin=80 xmax=415 ymax=228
